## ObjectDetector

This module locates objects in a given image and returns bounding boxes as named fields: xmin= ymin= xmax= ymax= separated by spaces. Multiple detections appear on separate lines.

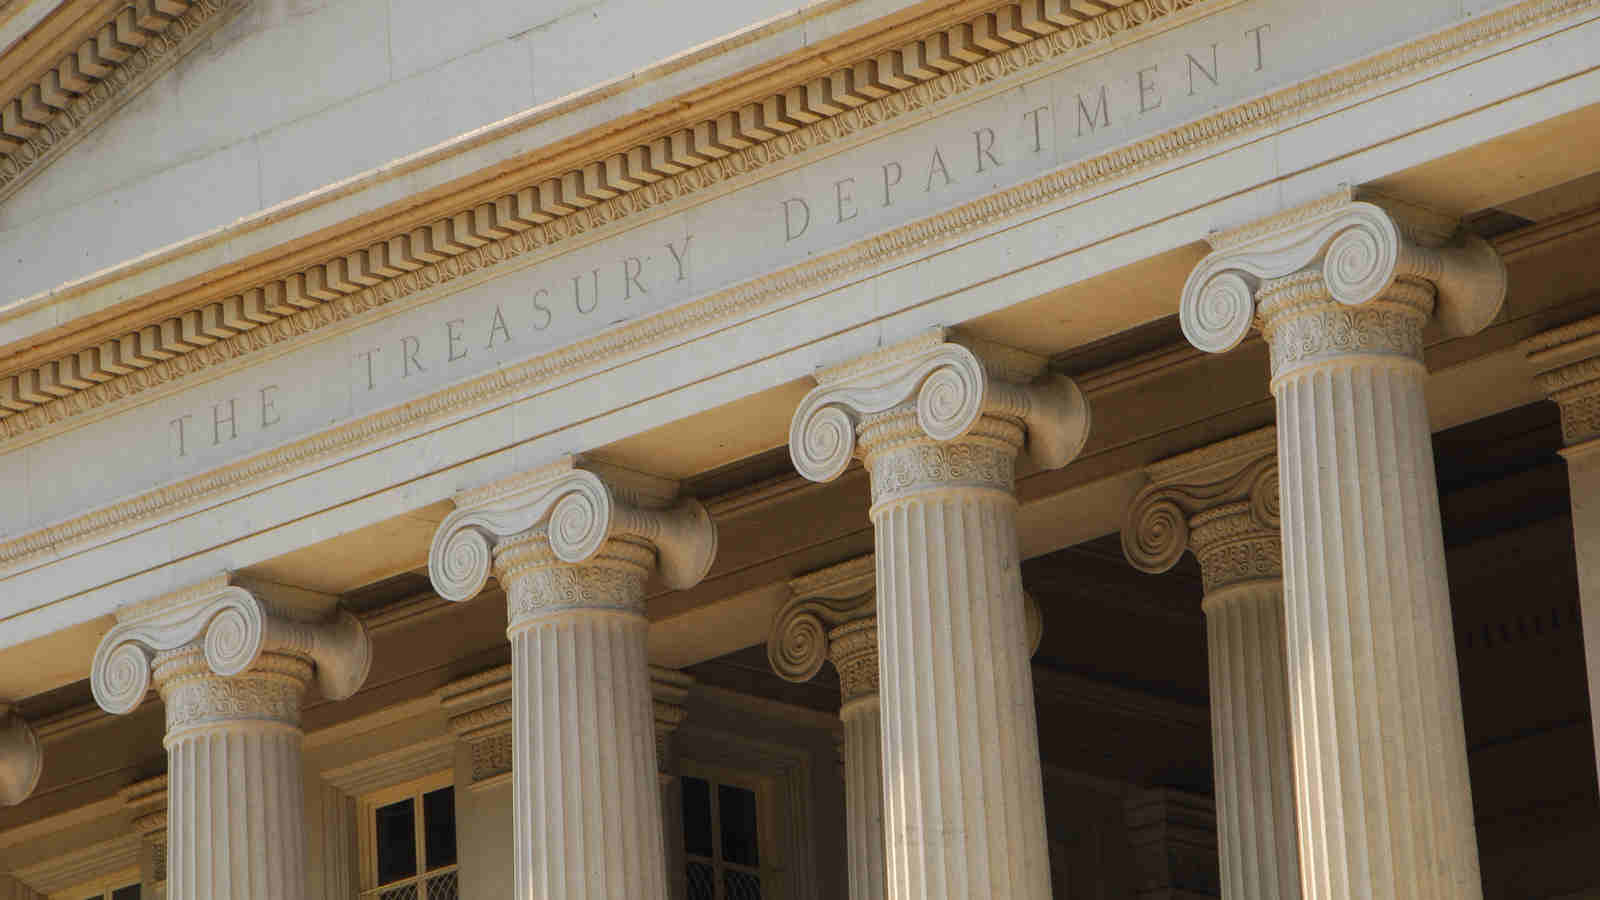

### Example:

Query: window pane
xmin=686 ymin=861 xmax=715 ymax=900
xmin=378 ymin=886 xmax=419 ymax=900
xmin=111 ymin=888 xmax=142 ymax=900
xmin=376 ymin=797 xmax=418 ymax=885
xmin=681 ymin=776 xmax=712 ymax=858
xmin=726 ymin=870 xmax=763 ymax=900
xmin=719 ymin=784 xmax=760 ymax=866
xmin=423 ymin=786 xmax=458 ymax=870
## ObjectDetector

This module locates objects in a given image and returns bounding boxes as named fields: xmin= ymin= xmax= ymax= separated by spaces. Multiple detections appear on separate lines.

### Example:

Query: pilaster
xmin=0 ymin=705 xmax=40 ymax=807
xmin=651 ymin=667 xmax=695 ymax=900
xmin=1522 ymin=314 xmax=1600 ymax=788
xmin=1123 ymin=428 xmax=1299 ymax=900
xmin=120 ymin=775 xmax=168 ymax=900
xmin=429 ymin=457 xmax=717 ymax=900
xmin=441 ymin=665 xmax=514 ymax=790
xmin=89 ymin=575 xmax=372 ymax=900
xmin=1179 ymin=188 xmax=1503 ymax=900
xmin=788 ymin=329 xmax=1089 ymax=900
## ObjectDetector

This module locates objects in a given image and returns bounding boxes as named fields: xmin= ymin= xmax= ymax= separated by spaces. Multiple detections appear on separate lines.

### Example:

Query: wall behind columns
xmin=0 ymin=0 xmax=870 ymax=305
xmin=304 ymin=773 xmax=358 ymax=900
xmin=453 ymin=742 xmax=513 ymax=900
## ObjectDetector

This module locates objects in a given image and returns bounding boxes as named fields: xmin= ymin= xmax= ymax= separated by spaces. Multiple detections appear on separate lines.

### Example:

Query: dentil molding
xmin=1 ymin=0 xmax=1586 ymax=576
xmin=0 ymin=704 xmax=41 ymax=807
xmin=428 ymin=456 xmax=718 ymax=604
xmin=0 ymin=0 xmax=246 ymax=204
xmin=1179 ymin=186 xmax=1507 ymax=360
xmin=789 ymin=328 xmax=1090 ymax=484
xmin=90 ymin=574 xmax=372 ymax=716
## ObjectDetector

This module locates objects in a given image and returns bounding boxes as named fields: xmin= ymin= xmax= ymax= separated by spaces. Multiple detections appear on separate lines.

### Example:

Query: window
xmin=359 ymin=773 xmax=458 ymax=900
xmin=680 ymin=766 xmax=778 ymax=900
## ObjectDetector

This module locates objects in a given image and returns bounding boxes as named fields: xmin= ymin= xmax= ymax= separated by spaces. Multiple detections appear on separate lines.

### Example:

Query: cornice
xmin=1522 ymin=312 xmax=1600 ymax=444
xmin=13 ymin=833 xmax=139 ymax=895
xmin=0 ymin=0 xmax=245 ymax=203
xmin=0 ymin=0 xmax=1588 ymax=573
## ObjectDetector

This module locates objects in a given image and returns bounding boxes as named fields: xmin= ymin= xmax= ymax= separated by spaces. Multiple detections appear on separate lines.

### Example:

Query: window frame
xmin=678 ymin=761 xmax=781 ymax=900
xmin=356 ymin=770 xmax=459 ymax=899
xmin=52 ymin=867 xmax=142 ymax=900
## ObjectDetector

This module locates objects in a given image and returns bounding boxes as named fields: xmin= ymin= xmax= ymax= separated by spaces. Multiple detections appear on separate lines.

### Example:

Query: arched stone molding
xmin=427 ymin=457 xmax=717 ymax=900
xmin=1121 ymin=429 xmax=1300 ymax=900
xmin=0 ymin=704 xmax=41 ymax=807
xmin=1177 ymin=189 xmax=1505 ymax=900
xmin=88 ymin=576 xmax=373 ymax=900
xmin=787 ymin=330 xmax=1087 ymax=900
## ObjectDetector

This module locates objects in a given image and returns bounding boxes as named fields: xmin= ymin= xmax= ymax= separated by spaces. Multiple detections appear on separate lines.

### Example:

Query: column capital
xmin=90 ymin=574 xmax=372 ymax=720
xmin=0 ymin=705 xmax=40 ymax=807
xmin=428 ymin=456 xmax=717 ymax=610
xmin=788 ymin=329 xmax=1090 ymax=485
xmin=1523 ymin=313 xmax=1600 ymax=448
xmin=1179 ymin=187 xmax=1506 ymax=367
xmin=1122 ymin=428 xmax=1280 ymax=592
xmin=770 ymin=556 xmax=879 ymax=703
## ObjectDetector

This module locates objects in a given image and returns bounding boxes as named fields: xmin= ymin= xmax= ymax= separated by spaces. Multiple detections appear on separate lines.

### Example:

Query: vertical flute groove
xmin=1276 ymin=358 xmax=1481 ymax=900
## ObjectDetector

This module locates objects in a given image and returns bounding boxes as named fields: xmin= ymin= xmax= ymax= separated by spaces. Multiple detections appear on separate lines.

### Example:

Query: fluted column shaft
xmin=832 ymin=617 xmax=887 ymax=900
xmin=867 ymin=410 xmax=1051 ymax=900
xmin=497 ymin=531 xmax=668 ymax=900
xmin=1262 ymin=274 xmax=1480 ymax=900
xmin=1203 ymin=576 xmax=1300 ymax=900
xmin=158 ymin=647 xmax=311 ymax=900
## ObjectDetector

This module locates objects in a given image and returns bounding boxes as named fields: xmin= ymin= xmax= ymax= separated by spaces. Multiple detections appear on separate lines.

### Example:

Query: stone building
xmin=0 ymin=0 xmax=1597 ymax=897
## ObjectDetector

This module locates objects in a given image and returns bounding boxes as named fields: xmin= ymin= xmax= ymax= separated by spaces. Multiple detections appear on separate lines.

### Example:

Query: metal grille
xmin=687 ymin=861 xmax=715 ymax=900
xmin=425 ymin=871 xmax=459 ymax=900
xmin=725 ymin=870 xmax=762 ymax=900
xmin=367 ymin=866 xmax=457 ymax=900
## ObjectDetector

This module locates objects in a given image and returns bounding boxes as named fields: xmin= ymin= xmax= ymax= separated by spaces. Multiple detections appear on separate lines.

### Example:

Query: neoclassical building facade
xmin=0 ymin=0 xmax=1598 ymax=898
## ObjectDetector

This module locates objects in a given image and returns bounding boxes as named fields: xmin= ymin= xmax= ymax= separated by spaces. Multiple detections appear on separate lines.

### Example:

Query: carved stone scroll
xmin=0 ymin=706 xmax=40 ymax=807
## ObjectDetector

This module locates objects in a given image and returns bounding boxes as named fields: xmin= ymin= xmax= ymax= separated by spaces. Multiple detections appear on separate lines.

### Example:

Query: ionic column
xmin=789 ymin=330 xmax=1090 ymax=900
xmin=90 ymin=576 xmax=373 ymax=900
xmin=1123 ymin=428 xmax=1300 ymax=899
xmin=1179 ymin=188 xmax=1506 ymax=900
xmin=428 ymin=457 xmax=717 ymax=900
xmin=1523 ymin=315 xmax=1600 ymax=786
xmin=0 ymin=704 xmax=41 ymax=807
xmin=769 ymin=556 xmax=883 ymax=900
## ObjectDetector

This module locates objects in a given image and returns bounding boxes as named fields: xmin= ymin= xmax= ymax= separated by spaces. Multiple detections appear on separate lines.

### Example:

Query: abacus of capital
xmin=1123 ymin=427 xmax=1300 ymax=900
xmin=1178 ymin=187 xmax=1507 ymax=900
xmin=788 ymin=328 xmax=1090 ymax=900
xmin=428 ymin=456 xmax=717 ymax=900
xmin=87 ymin=575 xmax=373 ymax=900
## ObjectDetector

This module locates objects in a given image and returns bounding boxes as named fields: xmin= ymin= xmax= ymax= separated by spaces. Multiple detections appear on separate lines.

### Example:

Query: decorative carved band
xmin=90 ymin=578 xmax=372 ymax=718
xmin=1122 ymin=427 xmax=1279 ymax=591
xmin=0 ymin=705 xmax=41 ymax=807
xmin=1 ymin=0 xmax=1581 ymax=576
xmin=441 ymin=667 xmax=515 ymax=784
xmin=1178 ymin=187 xmax=1506 ymax=367
xmin=428 ymin=457 xmax=718 ymax=610
xmin=789 ymin=330 xmax=1090 ymax=489
xmin=0 ymin=0 xmax=244 ymax=204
